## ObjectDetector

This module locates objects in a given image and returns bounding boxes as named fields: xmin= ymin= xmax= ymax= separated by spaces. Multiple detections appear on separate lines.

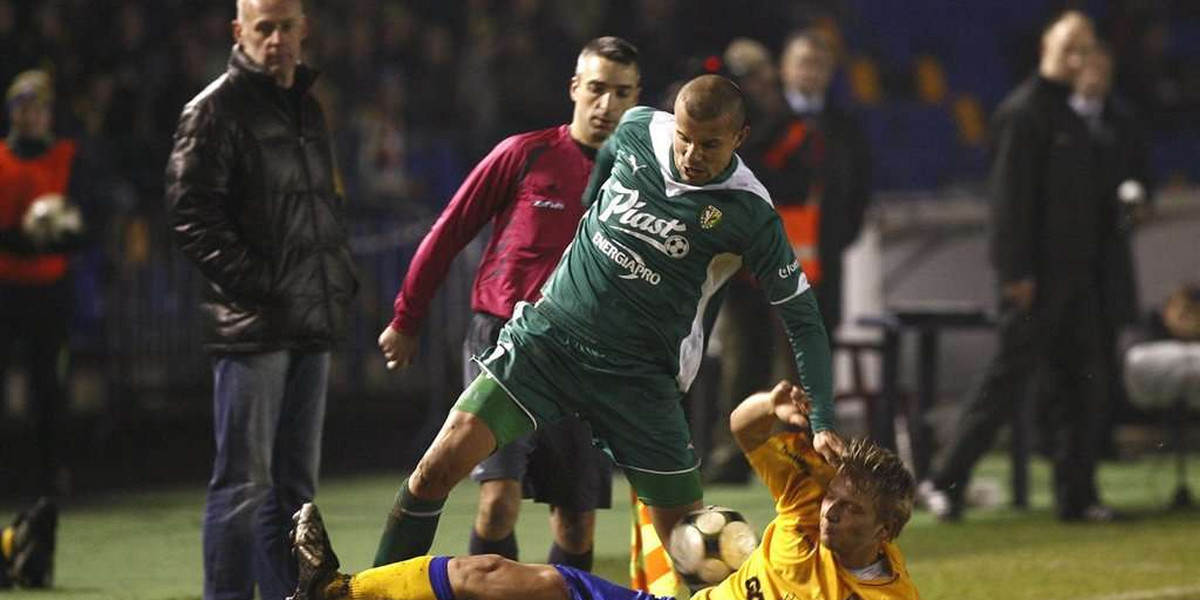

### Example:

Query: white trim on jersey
xmin=471 ymin=357 xmax=540 ymax=432
xmin=769 ymin=272 xmax=812 ymax=306
xmin=469 ymin=302 xmax=540 ymax=432
xmin=677 ymin=252 xmax=744 ymax=392
xmin=609 ymin=457 xmax=702 ymax=475
xmin=647 ymin=109 xmax=775 ymax=205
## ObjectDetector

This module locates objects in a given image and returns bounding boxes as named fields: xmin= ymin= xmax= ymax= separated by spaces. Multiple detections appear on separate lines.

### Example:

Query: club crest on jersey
xmin=700 ymin=205 xmax=723 ymax=230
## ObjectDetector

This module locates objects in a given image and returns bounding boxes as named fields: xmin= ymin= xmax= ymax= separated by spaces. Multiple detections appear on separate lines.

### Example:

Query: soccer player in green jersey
xmin=375 ymin=75 xmax=844 ymax=565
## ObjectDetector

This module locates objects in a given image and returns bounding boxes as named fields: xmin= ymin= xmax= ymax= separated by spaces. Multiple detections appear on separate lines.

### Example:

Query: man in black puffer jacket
xmin=165 ymin=1 xmax=355 ymax=599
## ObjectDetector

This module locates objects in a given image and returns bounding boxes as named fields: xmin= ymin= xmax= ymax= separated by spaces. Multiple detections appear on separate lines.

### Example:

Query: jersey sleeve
xmin=582 ymin=137 xmax=617 ymax=209
xmin=746 ymin=432 xmax=834 ymax=531
xmin=743 ymin=216 xmax=835 ymax=432
xmin=391 ymin=136 xmax=525 ymax=332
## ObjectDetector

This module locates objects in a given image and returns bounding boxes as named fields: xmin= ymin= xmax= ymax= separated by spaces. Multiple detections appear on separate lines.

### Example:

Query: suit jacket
xmin=988 ymin=75 xmax=1111 ymax=291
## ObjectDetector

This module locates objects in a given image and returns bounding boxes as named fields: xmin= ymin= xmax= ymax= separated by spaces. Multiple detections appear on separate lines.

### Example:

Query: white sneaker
xmin=916 ymin=480 xmax=958 ymax=521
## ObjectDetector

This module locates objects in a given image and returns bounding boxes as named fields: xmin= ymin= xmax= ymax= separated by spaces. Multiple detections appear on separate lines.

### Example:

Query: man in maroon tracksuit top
xmin=376 ymin=37 xmax=641 ymax=571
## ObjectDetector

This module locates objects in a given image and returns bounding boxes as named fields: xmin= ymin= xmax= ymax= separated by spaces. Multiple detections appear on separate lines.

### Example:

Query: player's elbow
xmin=729 ymin=392 xmax=773 ymax=453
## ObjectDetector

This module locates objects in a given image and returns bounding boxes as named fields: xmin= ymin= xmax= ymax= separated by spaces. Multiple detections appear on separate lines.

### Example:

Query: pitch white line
xmin=1065 ymin=584 xmax=1200 ymax=600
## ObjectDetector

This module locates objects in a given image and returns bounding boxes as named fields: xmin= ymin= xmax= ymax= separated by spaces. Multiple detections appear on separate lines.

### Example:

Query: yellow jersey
xmin=692 ymin=433 xmax=920 ymax=600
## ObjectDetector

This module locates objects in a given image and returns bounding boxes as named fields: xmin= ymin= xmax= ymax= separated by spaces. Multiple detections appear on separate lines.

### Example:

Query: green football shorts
xmin=454 ymin=302 xmax=702 ymax=507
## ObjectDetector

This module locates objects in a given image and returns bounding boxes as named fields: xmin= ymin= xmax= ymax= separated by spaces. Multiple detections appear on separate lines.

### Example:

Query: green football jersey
xmin=537 ymin=106 xmax=834 ymax=430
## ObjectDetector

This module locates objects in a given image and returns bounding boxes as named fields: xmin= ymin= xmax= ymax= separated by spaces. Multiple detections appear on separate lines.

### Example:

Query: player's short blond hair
xmin=836 ymin=439 xmax=915 ymax=540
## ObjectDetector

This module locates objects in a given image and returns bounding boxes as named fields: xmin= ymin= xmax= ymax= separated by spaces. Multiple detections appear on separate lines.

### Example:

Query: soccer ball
xmin=21 ymin=194 xmax=82 ymax=247
xmin=663 ymin=235 xmax=690 ymax=258
xmin=668 ymin=506 xmax=758 ymax=586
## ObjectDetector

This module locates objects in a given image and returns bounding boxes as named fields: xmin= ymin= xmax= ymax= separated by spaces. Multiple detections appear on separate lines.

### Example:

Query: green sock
xmin=373 ymin=479 xmax=446 ymax=567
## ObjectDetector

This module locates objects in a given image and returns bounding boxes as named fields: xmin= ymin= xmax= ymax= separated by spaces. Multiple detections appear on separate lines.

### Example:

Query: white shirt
xmin=1069 ymin=93 xmax=1105 ymax=135
xmin=785 ymin=89 xmax=825 ymax=115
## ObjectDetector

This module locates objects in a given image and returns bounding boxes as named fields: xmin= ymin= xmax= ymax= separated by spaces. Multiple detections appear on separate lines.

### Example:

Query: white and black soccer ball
xmin=21 ymin=193 xmax=82 ymax=247
xmin=663 ymin=235 xmax=690 ymax=259
xmin=668 ymin=505 xmax=758 ymax=586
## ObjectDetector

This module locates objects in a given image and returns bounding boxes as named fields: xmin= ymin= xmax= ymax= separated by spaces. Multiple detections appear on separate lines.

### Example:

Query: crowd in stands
xmin=0 ymin=0 xmax=1197 ymax=390
xmin=3 ymin=0 xmax=1198 ymax=215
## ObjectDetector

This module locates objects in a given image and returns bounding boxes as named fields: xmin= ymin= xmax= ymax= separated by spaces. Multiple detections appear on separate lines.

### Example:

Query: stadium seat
xmin=847 ymin=55 xmax=884 ymax=106
xmin=914 ymin=55 xmax=948 ymax=105
xmin=951 ymin=94 xmax=987 ymax=148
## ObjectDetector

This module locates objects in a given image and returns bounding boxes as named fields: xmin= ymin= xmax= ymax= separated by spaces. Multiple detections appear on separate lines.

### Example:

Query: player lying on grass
xmin=288 ymin=381 xmax=920 ymax=600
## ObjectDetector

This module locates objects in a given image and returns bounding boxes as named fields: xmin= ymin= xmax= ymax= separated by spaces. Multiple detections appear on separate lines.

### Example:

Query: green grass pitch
xmin=3 ymin=454 xmax=1198 ymax=600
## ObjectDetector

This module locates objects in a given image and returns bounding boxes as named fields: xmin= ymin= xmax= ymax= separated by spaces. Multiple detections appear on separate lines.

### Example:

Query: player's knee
xmin=551 ymin=509 xmax=595 ymax=552
xmin=476 ymin=484 xmax=521 ymax=536
xmin=453 ymin=555 xmax=568 ymax=600
xmin=453 ymin=554 xmax=510 ymax=590
xmin=409 ymin=458 xmax=458 ymax=499
xmin=535 ymin=567 xmax=571 ymax=600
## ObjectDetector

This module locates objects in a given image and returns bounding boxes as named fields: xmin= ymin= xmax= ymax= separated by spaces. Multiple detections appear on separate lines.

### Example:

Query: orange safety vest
xmin=0 ymin=139 xmax=76 ymax=284
xmin=777 ymin=204 xmax=822 ymax=285
xmin=763 ymin=119 xmax=825 ymax=286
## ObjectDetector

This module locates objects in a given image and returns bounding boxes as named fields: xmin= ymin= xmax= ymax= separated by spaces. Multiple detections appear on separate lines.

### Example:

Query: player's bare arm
xmin=731 ymin=380 xmax=812 ymax=454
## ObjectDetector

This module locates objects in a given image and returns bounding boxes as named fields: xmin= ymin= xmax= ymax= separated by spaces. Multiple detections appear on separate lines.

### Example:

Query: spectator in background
xmin=353 ymin=72 xmax=420 ymax=211
xmin=1070 ymin=44 xmax=1154 ymax=456
xmin=1124 ymin=282 xmax=1200 ymax=413
xmin=918 ymin=12 xmax=1119 ymax=522
xmin=375 ymin=36 xmax=641 ymax=572
xmin=165 ymin=1 xmax=357 ymax=599
xmin=771 ymin=29 xmax=870 ymax=336
xmin=0 ymin=70 xmax=90 ymax=497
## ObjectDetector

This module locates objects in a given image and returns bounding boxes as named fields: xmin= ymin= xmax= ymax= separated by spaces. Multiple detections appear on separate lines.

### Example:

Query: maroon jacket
xmin=391 ymin=125 xmax=594 ymax=332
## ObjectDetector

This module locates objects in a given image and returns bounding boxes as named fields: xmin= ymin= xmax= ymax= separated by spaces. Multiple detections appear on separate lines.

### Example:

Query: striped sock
xmin=373 ymin=479 xmax=446 ymax=567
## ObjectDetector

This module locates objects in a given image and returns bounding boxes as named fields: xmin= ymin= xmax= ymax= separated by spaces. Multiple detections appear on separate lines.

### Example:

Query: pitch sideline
xmin=1067 ymin=584 xmax=1200 ymax=600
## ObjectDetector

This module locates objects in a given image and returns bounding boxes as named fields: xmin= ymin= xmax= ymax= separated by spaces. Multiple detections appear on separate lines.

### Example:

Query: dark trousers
xmin=0 ymin=281 xmax=70 ymax=495
xmin=931 ymin=278 xmax=1108 ymax=517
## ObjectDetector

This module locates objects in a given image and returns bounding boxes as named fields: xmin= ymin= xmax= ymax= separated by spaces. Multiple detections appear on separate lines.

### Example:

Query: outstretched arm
xmin=732 ymin=382 xmax=834 ymax=531
xmin=383 ymin=136 xmax=527 ymax=369
xmin=744 ymin=217 xmax=844 ymax=465
xmin=732 ymin=380 xmax=811 ymax=454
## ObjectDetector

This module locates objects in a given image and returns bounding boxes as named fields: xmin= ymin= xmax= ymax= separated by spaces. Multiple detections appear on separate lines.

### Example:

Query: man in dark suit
xmin=1070 ymin=44 xmax=1154 ymax=457
xmin=919 ymin=12 xmax=1119 ymax=522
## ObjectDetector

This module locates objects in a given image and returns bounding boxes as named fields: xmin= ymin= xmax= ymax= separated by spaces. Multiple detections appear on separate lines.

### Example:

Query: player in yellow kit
xmin=287 ymin=381 xmax=919 ymax=600
xmin=700 ymin=383 xmax=920 ymax=600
